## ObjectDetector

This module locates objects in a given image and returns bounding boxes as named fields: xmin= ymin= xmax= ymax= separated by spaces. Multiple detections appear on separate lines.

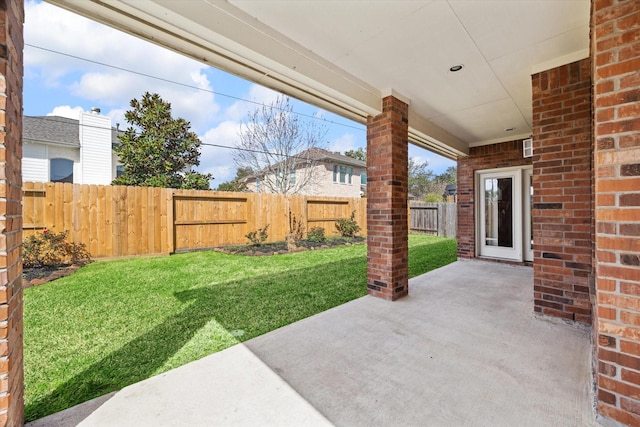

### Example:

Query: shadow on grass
xmin=25 ymin=255 xmax=367 ymax=422
xmin=25 ymin=238 xmax=456 ymax=422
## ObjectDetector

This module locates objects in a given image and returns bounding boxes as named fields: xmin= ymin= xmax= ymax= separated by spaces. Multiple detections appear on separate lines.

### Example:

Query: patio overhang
xmin=46 ymin=0 xmax=590 ymax=161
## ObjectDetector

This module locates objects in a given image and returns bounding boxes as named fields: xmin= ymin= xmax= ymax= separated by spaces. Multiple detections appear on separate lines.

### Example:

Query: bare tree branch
xmin=235 ymin=96 xmax=327 ymax=194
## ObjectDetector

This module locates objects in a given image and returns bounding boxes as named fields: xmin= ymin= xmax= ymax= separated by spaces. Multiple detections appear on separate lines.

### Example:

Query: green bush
xmin=245 ymin=224 xmax=269 ymax=246
xmin=23 ymin=229 xmax=91 ymax=268
xmin=425 ymin=192 xmax=444 ymax=202
xmin=306 ymin=227 xmax=326 ymax=243
xmin=335 ymin=211 xmax=361 ymax=238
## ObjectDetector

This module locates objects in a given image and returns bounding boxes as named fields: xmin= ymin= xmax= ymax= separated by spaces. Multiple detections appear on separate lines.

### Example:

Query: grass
xmin=24 ymin=234 xmax=457 ymax=421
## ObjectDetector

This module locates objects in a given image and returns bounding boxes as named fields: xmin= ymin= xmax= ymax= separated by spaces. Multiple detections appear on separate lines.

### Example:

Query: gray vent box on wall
xmin=523 ymin=138 xmax=533 ymax=158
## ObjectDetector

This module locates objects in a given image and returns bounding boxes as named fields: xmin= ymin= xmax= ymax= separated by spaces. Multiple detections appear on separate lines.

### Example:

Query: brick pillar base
xmin=0 ymin=1 xmax=24 ymax=426
xmin=366 ymin=96 xmax=409 ymax=301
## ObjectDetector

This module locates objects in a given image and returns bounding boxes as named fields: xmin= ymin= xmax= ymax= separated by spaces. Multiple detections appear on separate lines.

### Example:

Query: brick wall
xmin=592 ymin=0 xmax=640 ymax=424
xmin=531 ymin=59 xmax=594 ymax=325
xmin=366 ymin=96 xmax=408 ymax=300
xmin=0 ymin=1 xmax=24 ymax=425
xmin=457 ymin=140 xmax=531 ymax=259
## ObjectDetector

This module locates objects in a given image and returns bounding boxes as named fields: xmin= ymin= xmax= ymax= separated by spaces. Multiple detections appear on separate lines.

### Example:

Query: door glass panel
xmin=484 ymin=177 xmax=513 ymax=248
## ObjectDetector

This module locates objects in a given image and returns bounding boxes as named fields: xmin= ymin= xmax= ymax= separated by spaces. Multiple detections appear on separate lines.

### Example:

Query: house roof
xmin=243 ymin=147 xmax=365 ymax=182
xmin=304 ymin=148 xmax=366 ymax=168
xmin=49 ymin=1 xmax=590 ymax=160
xmin=23 ymin=116 xmax=80 ymax=147
xmin=23 ymin=115 xmax=122 ymax=147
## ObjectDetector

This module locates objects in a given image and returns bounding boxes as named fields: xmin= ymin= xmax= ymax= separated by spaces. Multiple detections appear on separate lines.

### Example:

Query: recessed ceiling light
xmin=505 ymin=127 xmax=516 ymax=132
xmin=449 ymin=64 xmax=464 ymax=72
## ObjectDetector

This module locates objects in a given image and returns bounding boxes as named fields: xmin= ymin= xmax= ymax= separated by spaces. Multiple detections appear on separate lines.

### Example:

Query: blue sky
xmin=24 ymin=0 xmax=455 ymax=185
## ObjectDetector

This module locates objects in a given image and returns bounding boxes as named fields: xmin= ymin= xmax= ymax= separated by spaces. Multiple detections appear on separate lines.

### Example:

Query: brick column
xmin=592 ymin=0 xmax=640 ymax=424
xmin=0 ymin=1 xmax=24 ymax=425
xmin=366 ymin=96 xmax=408 ymax=300
xmin=531 ymin=59 xmax=594 ymax=324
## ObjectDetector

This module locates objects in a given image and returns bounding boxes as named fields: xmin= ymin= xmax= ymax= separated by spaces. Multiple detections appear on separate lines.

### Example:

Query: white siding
xmin=22 ymin=143 xmax=48 ymax=182
xmin=79 ymin=112 xmax=113 ymax=185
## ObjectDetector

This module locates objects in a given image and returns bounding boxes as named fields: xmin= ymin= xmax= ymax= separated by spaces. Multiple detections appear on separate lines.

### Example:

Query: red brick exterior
xmin=0 ymin=1 xmax=24 ymax=425
xmin=366 ymin=96 xmax=409 ymax=300
xmin=457 ymin=141 xmax=531 ymax=259
xmin=592 ymin=0 xmax=640 ymax=424
xmin=531 ymin=59 xmax=594 ymax=325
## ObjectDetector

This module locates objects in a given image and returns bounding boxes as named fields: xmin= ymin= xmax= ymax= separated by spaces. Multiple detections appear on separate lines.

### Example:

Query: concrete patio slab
xmin=28 ymin=259 xmax=595 ymax=426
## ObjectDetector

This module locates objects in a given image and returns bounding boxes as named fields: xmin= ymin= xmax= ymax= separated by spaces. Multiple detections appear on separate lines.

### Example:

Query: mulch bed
xmin=23 ymin=263 xmax=88 ymax=289
xmin=214 ymin=236 xmax=365 ymax=256
xmin=22 ymin=238 xmax=366 ymax=287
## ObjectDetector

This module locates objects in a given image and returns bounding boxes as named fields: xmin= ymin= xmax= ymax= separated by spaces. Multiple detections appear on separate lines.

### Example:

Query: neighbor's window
xmin=116 ymin=165 xmax=125 ymax=177
xmin=333 ymin=164 xmax=352 ymax=184
xmin=256 ymin=178 xmax=261 ymax=192
xmin=361 ymin=172 xmax=367 ymax=184
xmin=50 ymin=158 xmax=73 ymax=183
xmin=275 ymin=171 xmax=294 ymax=188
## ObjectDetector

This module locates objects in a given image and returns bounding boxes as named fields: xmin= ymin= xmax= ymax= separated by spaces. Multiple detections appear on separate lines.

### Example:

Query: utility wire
xmin=27 ymin=115 xmax=334 ymax=160
xmin=25 ymin=43 xmax=363 ymax=131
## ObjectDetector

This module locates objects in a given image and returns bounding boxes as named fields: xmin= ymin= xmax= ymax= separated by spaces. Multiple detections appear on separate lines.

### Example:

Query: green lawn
xmin=24 ymin=234 xmax=457 ymax=421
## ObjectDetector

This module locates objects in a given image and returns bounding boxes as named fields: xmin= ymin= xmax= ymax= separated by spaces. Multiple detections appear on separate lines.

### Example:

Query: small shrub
xmin=306 ymin=227 xmax=326 ymax=243
xmin=335 ymin=211 xmax=361 ymax=238
xmin=23 ymin=229 xmax=91 ymax=268
xmin=245 ymin=224 xmax=269 ymax=246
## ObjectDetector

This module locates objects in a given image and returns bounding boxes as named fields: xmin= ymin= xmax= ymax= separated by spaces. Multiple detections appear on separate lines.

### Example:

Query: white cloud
xmin=198 ymin=121 xmax=244 ymax=183
xmin=106 ymin=108 xmax=127 ymax=130
xmin=408 ymin=145 xmax=457 ymax=175
xmin=47 ymin=105 xmax=85 ymax=119
xmin=327 ymin=133 xmax=359 ymax=153
xmin=25 ymin=0 xmax=220 ymax=132
xmin=224 ymin=84 xmax=282 ymax=121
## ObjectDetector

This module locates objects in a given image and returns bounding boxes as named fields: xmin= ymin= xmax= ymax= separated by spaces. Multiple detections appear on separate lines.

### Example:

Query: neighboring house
xmin=244 ymin=147 xmax=366 ymax=197
xmin=23 ymin=109 xmax=122 ymax=185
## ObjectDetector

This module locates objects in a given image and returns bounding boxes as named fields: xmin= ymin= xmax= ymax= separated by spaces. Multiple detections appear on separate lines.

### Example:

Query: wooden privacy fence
xmin=23 ymin=182 xmax=367 ymax=258
xmin=409 ymin=202 xmax=457 ymax=238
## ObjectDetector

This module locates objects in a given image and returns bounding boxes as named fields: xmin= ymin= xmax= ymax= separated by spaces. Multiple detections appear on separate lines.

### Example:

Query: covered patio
xmin=0 ymin=0 xmax=638 ymax=425
xmin=29 ymin=260 xmax=594 ymax=426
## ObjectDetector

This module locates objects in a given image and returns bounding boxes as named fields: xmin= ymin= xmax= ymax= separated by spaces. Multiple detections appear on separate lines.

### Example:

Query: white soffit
xmin=47 ymin=0 xmax=590 ymax=157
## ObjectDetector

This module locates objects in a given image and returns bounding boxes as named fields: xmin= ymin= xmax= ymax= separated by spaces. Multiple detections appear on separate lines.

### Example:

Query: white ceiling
xmin=48 ymin=0 xmax=590 ymax=159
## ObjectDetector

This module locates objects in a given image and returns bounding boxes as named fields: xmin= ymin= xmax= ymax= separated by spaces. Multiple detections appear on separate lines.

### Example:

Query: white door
xmin=478 ymin=169 xmax=522 ymax=261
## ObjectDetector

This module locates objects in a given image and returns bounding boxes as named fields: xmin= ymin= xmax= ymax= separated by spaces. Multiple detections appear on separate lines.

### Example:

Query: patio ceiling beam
xmin=47 ymin=0 xmax=469 ymax=159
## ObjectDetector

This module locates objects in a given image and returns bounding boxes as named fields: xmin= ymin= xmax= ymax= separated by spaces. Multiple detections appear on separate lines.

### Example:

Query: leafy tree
xmin=113 ymin=92 xmax=212 ymax=190
xmin=408 ymin=157 xmax=434 ymax=200
xmin=437 ymin=166 xmax=457 ymax=184
xmin=234 ymin=95 xmax=327 ymax=194
xmin=344 ymin=147 xmax=366 ymax=162
xmin=217 ymin=167 xmax=253 ymax=192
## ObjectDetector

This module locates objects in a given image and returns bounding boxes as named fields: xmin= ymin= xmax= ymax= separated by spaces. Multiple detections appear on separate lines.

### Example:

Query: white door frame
xmin=523 ymin=168 xmax=533 ymax=262
xmin=476 ymin=166 xmax=529 ymax=261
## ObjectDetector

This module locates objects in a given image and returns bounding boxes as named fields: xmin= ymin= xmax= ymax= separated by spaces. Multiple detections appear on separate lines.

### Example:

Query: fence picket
xmin=22 ymin=183 xmax=455 ymax=258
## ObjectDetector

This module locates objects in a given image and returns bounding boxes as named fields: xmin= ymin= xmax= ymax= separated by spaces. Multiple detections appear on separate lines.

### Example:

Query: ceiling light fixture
xmin=505 ymin=127 xmax=516 ymax=132
xmin=449 ymin=64 xmax=464 ymax=72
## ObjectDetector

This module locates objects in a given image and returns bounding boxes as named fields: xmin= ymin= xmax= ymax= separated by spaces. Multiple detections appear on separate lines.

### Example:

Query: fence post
xmin=167 ymin=189 xmax=175 ymax=254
